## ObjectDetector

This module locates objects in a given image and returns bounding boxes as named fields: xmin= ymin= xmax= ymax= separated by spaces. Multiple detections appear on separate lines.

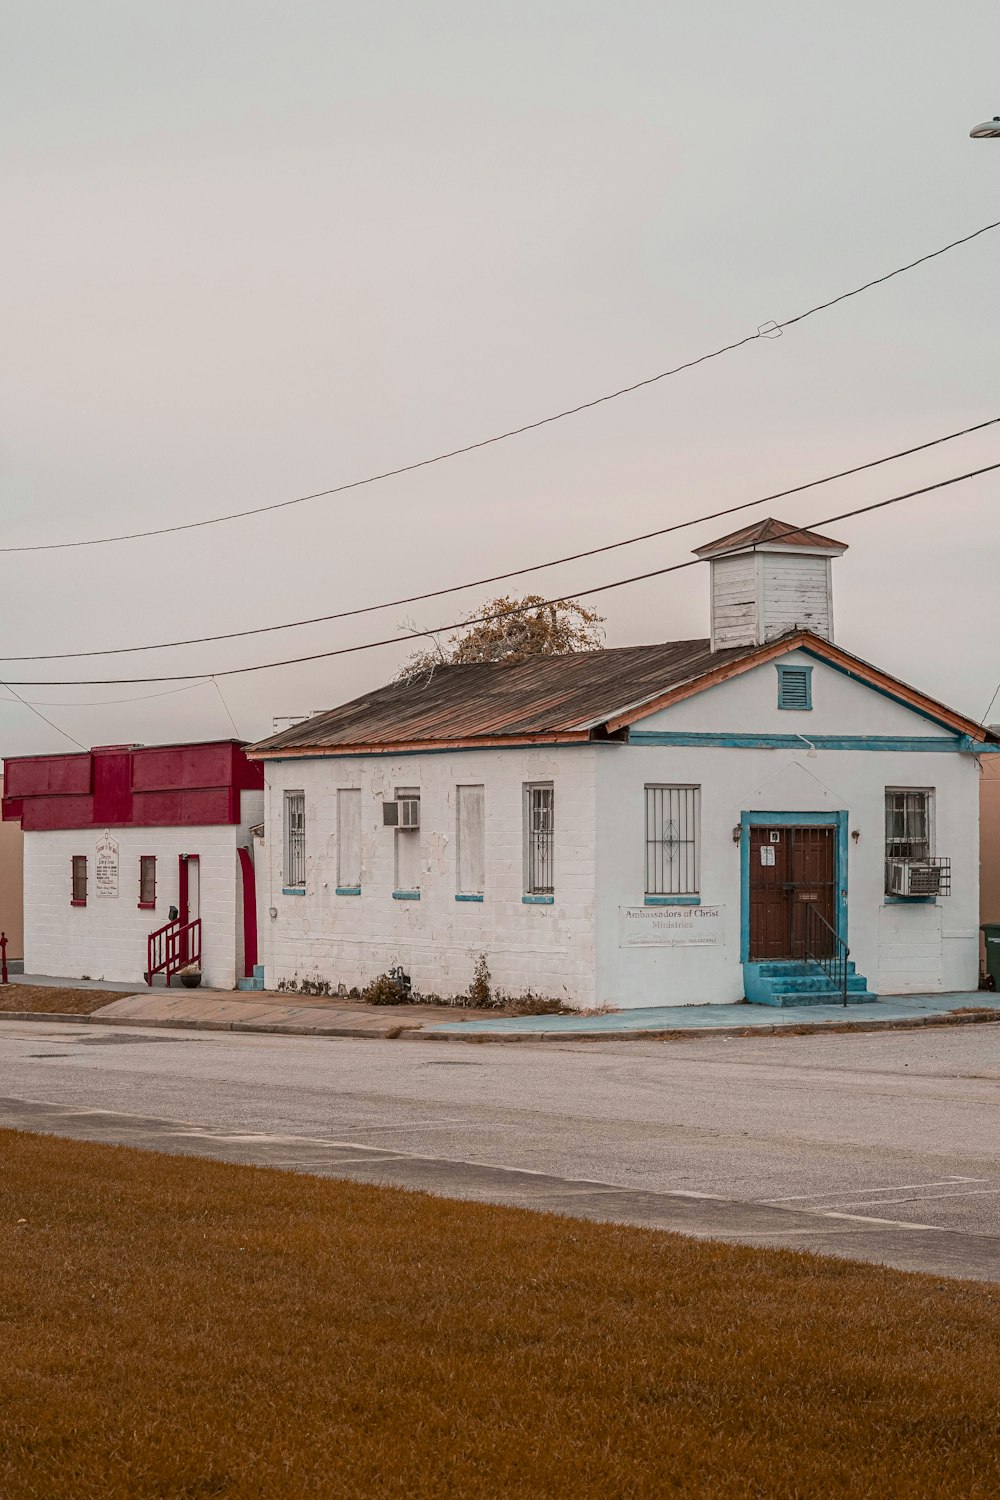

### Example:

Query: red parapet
xmin=3 ymin=739 xmax=261 ymax=831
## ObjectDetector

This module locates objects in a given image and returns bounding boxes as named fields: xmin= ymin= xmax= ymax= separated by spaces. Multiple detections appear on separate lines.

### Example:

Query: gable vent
xmin=777 ymin=666 xmax=812 ymax=711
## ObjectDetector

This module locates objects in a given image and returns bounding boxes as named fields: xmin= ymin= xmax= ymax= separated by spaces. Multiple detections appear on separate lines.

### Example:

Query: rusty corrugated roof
xmin=251 ymin=639 xmax=751 ymax=753
xmin=694 ymin=517 xmax=848 ymax=556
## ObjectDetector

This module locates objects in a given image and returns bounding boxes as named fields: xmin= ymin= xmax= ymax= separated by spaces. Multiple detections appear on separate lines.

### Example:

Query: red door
xmin=748 ymin=826 xmax=835 ymax=961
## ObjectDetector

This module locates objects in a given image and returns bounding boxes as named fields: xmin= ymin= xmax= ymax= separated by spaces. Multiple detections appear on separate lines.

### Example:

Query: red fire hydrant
xmin=0 ymin=931 xmax=8 ymax=986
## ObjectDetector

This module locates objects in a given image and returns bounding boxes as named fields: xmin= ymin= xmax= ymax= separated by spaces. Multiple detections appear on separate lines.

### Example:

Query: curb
xmin=3 ymin=1006 xmax=1000 ymax=1043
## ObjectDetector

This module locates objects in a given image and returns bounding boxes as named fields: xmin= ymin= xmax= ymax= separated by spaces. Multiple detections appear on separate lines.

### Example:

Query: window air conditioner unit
xmin=382 ymin=797 xmax=420 ymax=829
xmin=887 ymin=858 xmax=944 ymax=897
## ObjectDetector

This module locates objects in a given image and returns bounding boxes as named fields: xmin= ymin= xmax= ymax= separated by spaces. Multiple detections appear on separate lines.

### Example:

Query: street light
xmin=970 ymin=115 xmax=1000 ymax=138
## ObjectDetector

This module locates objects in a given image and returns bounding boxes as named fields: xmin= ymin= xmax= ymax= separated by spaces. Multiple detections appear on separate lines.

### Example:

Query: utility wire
xmin=4 ymin=413 xmax=997 ymax=663
xmin=7 ymin=461 xmax=999 ymax=688
xmin=4 ymin=218 xmax=998 ymax=556
xmin=0 ymin=680 xmax=213 ymax=708
xmin=211 ymin=676 xmax=244 ymax=740
xmin=0 ymin=679 xmax=88 ymax=749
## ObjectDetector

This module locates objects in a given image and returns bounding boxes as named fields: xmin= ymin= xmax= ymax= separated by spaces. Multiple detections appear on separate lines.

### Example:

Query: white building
xmin=251 ymin=520 xmax=997 ymax=1009
xmin=2 ymin=740 xmax=265 ymax=990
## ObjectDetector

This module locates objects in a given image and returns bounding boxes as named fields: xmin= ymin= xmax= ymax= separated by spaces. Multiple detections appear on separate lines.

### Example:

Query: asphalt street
xmin=2 ymin=1018 xmax=999 ymax=1281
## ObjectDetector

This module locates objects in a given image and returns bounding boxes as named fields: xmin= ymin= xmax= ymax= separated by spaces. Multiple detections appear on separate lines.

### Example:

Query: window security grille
xmin=525 ymin=784 xmax=554 ymax=894
xmin=71 ymin=855 xmax=87 ymax=904
xmin=645 ymin=785 xmax=700 ymax=897
xmin=285 ymin=791 xmax=306 ymax=888
xmin=777 ymin=666 xmax=812 ymax=710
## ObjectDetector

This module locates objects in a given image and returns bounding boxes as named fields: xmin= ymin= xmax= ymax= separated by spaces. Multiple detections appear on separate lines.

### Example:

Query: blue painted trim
xmin=644 ymin=894 xmax=701 ymax=906
xmin=282 ymin=886 xmax=305 ymax=896
xmin=522 ymin=894 xmax=555 ymax=905
xmin=884 ymin=895 xmax=937 ymax=905
xmin=777 ymin=663 xmax=813 ymax=711
xmin=629 ymin=731 xmax=968 ymax=752
xmin=335 ymin=885 xmax=361 ymax=896
xmin=797 ymin=647 xmax=987 ymax=740
xmin=739 ymin=811 xmax=849 ymax=964
xmin=392 ymin=889 xmax=421 ymax=900
xmin=253 ymin=964 xmax=265 ymax=980
xmin=455 ymin=893 xmax=485 ymax=903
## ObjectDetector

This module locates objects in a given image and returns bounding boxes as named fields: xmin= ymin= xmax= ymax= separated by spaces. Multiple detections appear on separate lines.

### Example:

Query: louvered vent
xmin=777 ymin=666 xmax=811 ymax=710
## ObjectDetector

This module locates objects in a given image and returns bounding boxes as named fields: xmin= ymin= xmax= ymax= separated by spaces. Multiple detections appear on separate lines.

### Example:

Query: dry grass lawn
xmin=0 ymin=984 xmax=124 ymax=1015
xmin=2 ymin=1130 xmax=1000 ymax=1499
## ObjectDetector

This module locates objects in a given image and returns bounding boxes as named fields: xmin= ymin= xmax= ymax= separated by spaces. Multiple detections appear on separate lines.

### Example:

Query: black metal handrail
xmin=801 ymin=901 xmax=850 ymax=1006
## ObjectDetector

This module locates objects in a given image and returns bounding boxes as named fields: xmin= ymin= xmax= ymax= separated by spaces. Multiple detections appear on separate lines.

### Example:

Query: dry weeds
xmin=2 ymin=1130 xmax=1000 ymax=1499
xmin=0 ymin=984 xmax=124 ymax=1015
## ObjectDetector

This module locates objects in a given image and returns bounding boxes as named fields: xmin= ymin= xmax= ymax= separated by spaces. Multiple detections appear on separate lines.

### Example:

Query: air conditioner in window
xmin=887 ymin=858 xmax=946 ymax=897
xmin=382 ymin=798 xmax=420 ymax=829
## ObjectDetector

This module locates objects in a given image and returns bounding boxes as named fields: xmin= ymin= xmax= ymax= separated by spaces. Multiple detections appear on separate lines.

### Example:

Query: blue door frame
xmin=740 ymin=811 xmax=849 ymax=969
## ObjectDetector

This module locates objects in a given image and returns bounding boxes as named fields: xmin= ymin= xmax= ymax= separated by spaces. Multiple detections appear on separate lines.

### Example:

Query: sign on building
xmin=95 ymin=830 xmax=119 ymax=899
xmin=619 ymin=904 xmax=724 ymax=947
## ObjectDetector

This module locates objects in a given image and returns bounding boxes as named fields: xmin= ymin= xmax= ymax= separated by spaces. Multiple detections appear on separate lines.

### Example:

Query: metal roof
xmin=251 ymin=639 xmax=751 ymax=753
xmin=694 ymin=517 xmax=848 ymax=556
xmin=249 ymin=629 xmax=999 ymax=757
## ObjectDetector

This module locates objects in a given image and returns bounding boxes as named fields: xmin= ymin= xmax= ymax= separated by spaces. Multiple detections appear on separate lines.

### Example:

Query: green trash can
xmin=981 ymin=924 xmax=1000 ymax=990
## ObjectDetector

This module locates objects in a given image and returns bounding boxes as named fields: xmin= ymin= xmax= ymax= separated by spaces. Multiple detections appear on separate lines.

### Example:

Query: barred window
xmin=285 ymin=791 xmax=306 ymax=889
xmin=71 ymin=855 xmax=88 ymax=905
xmin=524 ymin=784 xmax=554 ymax=895
xmin=885 ymin=789 xmax=932 ymax=861
xmin=138 ymin=855 xmax=157 ymax=908
xmin=645 ymin=785 xmax=700 ymax=897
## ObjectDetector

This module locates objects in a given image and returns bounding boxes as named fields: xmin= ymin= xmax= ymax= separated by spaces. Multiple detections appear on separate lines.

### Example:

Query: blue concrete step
xmin=758 ymin=989 xmax=880 ymax=1008
xmin=746 ymin=958 xmax=876 ymax=1007
xmin=760 ymin=975 xmax=871 ymax=994
xmin=757 ymin=961 xmax=858 ymax=979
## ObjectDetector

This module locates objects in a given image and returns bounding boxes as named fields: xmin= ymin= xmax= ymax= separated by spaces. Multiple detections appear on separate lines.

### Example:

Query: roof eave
xmin=248 ymin=729 xmax=594 ymax=759
xmin=605 ymin=632 xmax=997 ymax=743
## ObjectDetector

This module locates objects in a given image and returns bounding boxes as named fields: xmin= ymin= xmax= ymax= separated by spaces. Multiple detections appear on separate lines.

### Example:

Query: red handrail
xmin=146 ymin=918 xmax=202 ymax=986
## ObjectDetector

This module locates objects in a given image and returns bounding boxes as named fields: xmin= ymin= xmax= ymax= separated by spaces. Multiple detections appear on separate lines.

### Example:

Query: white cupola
xmin=694 ymin=518 xmax=848 ymax=652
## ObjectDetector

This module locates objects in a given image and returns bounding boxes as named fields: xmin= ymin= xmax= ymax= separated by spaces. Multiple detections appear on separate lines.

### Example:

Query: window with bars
xmin=885 ymin=788 xmax=933 ymax=862
xmin=285 ymin=791 xmax=306 ymax=889
xmin=138 ymin=855 xmax=156 ymax=909
xmin=71 ymin=855 xmax=88 ymax=905
xmin=645 ymin=785 xmax=700 ymax=897
xmin=524 ymin=783 xmax=554 ymax=895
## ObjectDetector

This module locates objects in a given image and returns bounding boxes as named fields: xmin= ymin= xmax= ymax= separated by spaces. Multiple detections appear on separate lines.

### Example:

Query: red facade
xmin=2 ymin=741 xmax=264 ymax=832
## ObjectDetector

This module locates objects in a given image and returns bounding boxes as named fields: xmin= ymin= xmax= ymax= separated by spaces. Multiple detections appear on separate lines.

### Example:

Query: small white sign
xmin=760 ymin=846 xmax=776 ymax=867
xmin=619 ymin=904 xmax=724 ymax=948
xmin=95 ymin=830 xmax=119 ymax=899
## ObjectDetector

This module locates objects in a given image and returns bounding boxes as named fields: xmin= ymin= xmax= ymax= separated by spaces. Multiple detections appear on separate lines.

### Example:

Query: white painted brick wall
xmin=259 ymin=748 xmax=598 ymax=1004
xmin=22 ymin=795 xmax=262 ymax=989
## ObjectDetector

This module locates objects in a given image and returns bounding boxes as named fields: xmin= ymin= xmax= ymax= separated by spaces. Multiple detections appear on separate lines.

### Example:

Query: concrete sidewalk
xmin=425 ymin=991 xmax=1000 ymax=1039
xmin=5 ymin=983 xmax=1000 ymax=1042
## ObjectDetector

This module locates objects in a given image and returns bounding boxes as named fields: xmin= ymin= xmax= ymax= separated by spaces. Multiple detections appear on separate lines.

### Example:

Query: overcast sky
xmin=2 ymin=1 xmax=998 ymax=757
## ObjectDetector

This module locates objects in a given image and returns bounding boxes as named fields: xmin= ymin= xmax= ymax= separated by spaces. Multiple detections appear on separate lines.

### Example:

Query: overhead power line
xmin=0 ymin=679 xmax=88 ymax=750
xmin=7 ymin=460 xmax=999 ymax=688
xmin=4 ymin=413 xmax=997 ymax=663
xmin=4 ymin=218 xmax=998 ymax=556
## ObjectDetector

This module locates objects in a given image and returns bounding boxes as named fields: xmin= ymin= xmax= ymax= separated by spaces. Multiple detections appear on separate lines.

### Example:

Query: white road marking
xmin=765 ymin=1177 xmax=985 ymax=1202
xmin=820 ymin=1211 xmax=946 ymax=1231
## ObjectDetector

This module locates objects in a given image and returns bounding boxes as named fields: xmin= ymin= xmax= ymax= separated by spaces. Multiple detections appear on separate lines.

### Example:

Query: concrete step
xmin=755 ymin=990 xmax=880 ymax=1008
xmin=764 ymin=975 xmax=870 ymax=994
xmin=757 ymin=961 xmax=858 ymax=979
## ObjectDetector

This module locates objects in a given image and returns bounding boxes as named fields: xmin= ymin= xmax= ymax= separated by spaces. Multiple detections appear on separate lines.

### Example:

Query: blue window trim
xmin=522 ymin=894 xmax=554 ymax=905
xmin=739 ymin=811 xmax=848 ymax=963
xmin=776 ymin=664 xmax=813 ymax=711
xmin=884 ymin=895 xmax=937 ymax=906
xmin=644 ymin=895 xmax=701 ymax=907
xmin=392 ymin=889 xmax=421 ymax=900
xmin=282 ymin=886 xmax=305 ymax=896
xmin=335 ymin=885 xmax=361 ymax=896
xmin=455 ymin=893 xmax=485 ymax=903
